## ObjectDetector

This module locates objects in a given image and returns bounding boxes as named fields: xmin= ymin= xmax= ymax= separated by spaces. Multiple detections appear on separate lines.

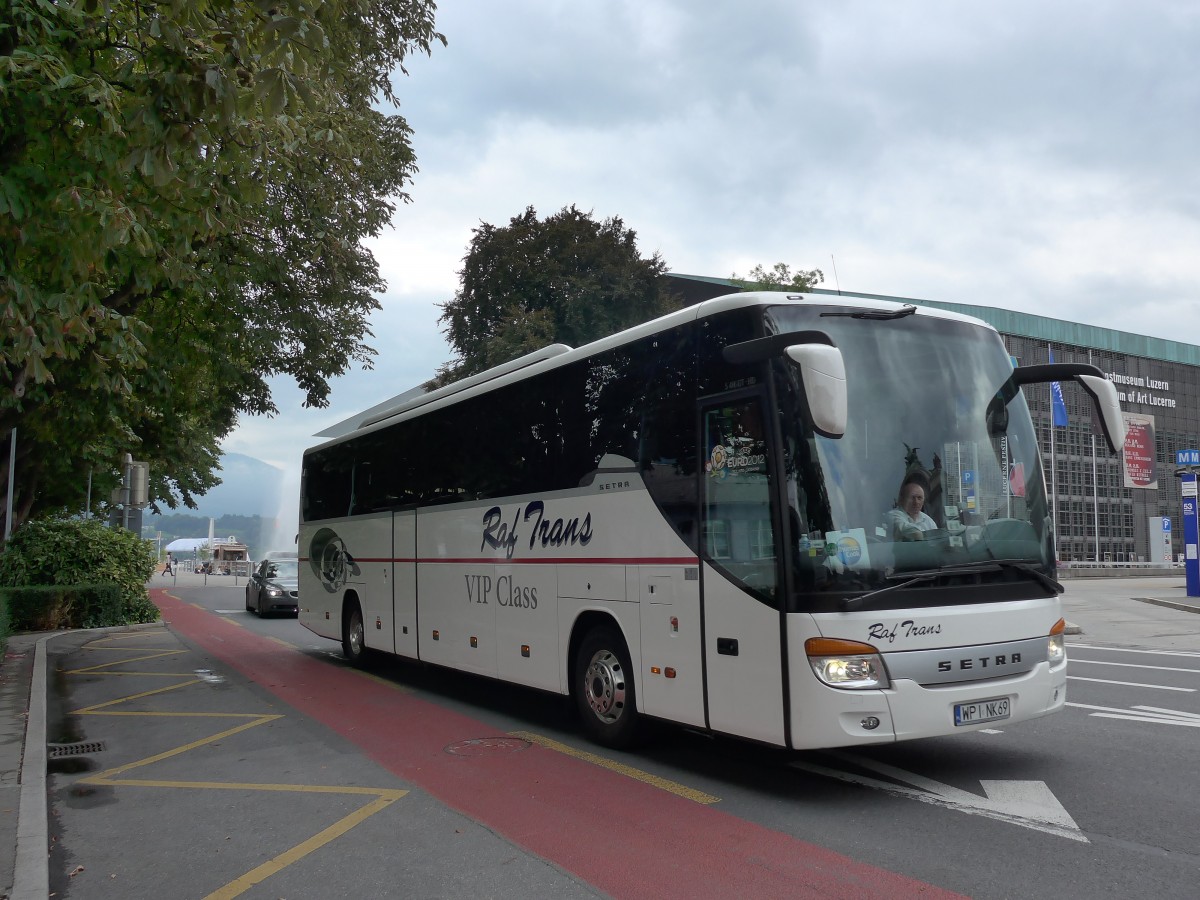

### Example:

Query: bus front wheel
xmin=342 ymin=600 xmax=368 ymax=668
xmin=574 ymin=625 xmax=642 ymax=749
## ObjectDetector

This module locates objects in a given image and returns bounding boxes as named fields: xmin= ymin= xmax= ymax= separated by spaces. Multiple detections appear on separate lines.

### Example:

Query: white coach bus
xmin=298 ymin=291 xmax=1123 ymax=750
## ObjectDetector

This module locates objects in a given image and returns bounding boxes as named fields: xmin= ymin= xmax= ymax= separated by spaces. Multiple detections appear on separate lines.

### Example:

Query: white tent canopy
xmin=164 ymin=538 xmax=208 ymax=554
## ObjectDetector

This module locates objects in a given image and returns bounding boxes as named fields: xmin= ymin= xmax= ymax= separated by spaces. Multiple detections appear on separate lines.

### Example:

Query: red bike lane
xmin=154 ymin=589 xmax=964 ymax=899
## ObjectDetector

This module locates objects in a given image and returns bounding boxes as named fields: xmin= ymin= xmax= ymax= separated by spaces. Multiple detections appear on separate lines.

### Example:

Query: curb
xmin=1134 ymin=596 xmax=1200 ymax=614
xmin=12 ymin=635 xmax=47 ymax=900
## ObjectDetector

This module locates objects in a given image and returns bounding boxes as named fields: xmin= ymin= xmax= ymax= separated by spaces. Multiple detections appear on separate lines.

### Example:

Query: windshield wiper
xmin=839 ymin=559 xmax=1061 ymax=612
xmin=840 ymin=572 xmax=938 ymax=611
xmin=973 ymin=559 xmax=1063 ymax=596
xmin=821 ymin=304 xmax=917 ymax=321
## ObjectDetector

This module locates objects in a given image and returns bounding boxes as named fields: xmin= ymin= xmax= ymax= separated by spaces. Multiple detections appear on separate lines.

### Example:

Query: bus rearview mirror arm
xmin=722 ymin=332 xmax=847 ymax=438
xmin=1011 ymin=363 xmax=1124 ymax=454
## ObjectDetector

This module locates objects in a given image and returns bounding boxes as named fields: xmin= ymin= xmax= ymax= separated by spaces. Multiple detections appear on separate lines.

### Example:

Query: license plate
xmin=954 ymin=696 xmax=1010 ymax=726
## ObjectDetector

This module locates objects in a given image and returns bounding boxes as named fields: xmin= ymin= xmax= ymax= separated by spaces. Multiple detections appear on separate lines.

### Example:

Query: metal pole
xmin=4 ymin=427 xmax=14 ymax=541
xmin=1092 ymin=434 xmax=1100 ymax=563
xmin=121 ymin=453 xmax=132 ymax=531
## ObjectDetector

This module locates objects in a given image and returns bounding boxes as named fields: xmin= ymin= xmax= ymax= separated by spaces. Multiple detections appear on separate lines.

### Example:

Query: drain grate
xmin=48 ymin=741 xmax=106 ymax=759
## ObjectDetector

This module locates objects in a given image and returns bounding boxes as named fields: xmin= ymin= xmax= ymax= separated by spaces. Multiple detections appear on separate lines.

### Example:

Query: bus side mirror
xmin=1012 ymin=362 xmax=1125 ymax=455
xmin=785 ymin=344 xmax=847 ymax=438
xmin=1077 ymin=374 xmax=1124 ymax=455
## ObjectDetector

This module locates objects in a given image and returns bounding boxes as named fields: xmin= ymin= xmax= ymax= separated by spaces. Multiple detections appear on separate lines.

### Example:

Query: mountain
xmin=188 ymin=453 xmax=287 ymax=519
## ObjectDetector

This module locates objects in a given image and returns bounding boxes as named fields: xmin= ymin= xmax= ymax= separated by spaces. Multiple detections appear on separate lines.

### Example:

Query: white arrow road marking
xmin=1068 ymin=702 xmax=1200 ymax=727
xmin=791 ymin=751 xmax=1087 ymax=842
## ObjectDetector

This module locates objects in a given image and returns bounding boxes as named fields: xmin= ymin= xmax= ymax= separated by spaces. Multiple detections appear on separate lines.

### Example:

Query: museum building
xmin=669 ymin=274 xmax=1200 ymax=565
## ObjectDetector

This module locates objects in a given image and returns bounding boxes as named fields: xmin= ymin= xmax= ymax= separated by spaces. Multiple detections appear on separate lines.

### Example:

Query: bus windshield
xmin=765 ymin=305 xmax=1052 ymax=607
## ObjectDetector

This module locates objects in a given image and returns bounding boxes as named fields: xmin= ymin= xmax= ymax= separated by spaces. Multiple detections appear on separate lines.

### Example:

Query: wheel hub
xmin=583 ymin=649 xmax=626 ymax=722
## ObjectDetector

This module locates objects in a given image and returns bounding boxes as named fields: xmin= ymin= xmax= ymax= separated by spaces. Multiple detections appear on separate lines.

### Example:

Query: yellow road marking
xmin=85 ymin=716 xmax=283 ymax=781
xmin=92 ymin=780 xmax=407 ymax=798
xmin=73 ymin=678 xmax=202 ymax=713
xmin=68 ymin=628 xmax=412 ymax=897
xmin=205 ymin=793 xmax=405 ymax=900
xmin=65 ymin=648 xmax=186 ymax=674
xmin=86 ymin=631 xmax=170 ymax=644
xmin=509 ymin=730 xmax=720 ymax=805
xmin=359 ymin=670 xmax=413 ymax=693
xmin=84 ymin=710 xmax=270 ymax=718
xmin=267 ymin=636 xmax=293 ymax=648
xmin=68 ymin=631 xmax=412 ymax=898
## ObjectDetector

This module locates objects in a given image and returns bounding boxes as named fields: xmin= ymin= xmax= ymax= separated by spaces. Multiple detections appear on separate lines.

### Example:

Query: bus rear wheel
xmin=342 ymin=601 xmax=368 ymax=668
xmin=574 ymin=625 xmax=642 ymax=749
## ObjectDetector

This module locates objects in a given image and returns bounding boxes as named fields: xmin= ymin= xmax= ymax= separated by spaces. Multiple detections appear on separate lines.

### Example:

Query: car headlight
xmin=805 ymin=638 xmax=890 ymax=689
xmin=1048 ymin=618 xmax=1067 ymax=667
xmin=266 ymin=587 xmax=283 ymax=598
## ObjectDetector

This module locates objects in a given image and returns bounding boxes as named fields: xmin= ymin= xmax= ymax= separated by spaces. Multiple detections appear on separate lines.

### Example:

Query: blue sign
xmin=1163 ymin=517 xmax=1172 ymax=533
xmin=962 ymin=470 xmax=975 ymax=486
xmin=1182 ymin=472 xmax=1199 ymax=598
xmin=1178 ymin=449 xmax=1200 ymax=466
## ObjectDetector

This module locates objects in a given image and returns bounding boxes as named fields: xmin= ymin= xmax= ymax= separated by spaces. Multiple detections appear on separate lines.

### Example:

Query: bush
xmin=0 ymin=518 xmax=159 ymax=627
xmin=0 ymin=591 xmax=9 ymax=658
xmin=0 ymin=584 xmax=124 ymax=630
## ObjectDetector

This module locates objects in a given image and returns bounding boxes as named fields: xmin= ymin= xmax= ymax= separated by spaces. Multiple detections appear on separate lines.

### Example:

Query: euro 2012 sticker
xmin=706 ymin=442 xmax=766 ymax=478
xmin=824 ymin=529 xmax=871 ymax=570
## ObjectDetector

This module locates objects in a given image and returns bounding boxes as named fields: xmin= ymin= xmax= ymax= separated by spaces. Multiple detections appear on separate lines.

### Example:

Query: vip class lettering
xmin=464 ymin=573 xmax=538 ymax=609
xmin=481 ymin=500 xmax=593 ymax=559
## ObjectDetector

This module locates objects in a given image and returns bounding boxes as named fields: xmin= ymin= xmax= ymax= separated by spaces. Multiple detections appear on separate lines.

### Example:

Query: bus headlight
xmin=1048 ymin=618 xmax=1067 ymax=667
xmin=805 ymin=638 xmax=890 ymax=689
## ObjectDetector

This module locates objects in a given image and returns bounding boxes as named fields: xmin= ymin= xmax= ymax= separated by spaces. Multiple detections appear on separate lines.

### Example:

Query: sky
xmin=219 ymin=0 xmax=1200 ymax=537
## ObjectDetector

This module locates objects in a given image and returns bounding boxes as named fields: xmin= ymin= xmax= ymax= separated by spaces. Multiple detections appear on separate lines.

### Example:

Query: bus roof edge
xmin=359 ymin=343 xmax=576 ymax=429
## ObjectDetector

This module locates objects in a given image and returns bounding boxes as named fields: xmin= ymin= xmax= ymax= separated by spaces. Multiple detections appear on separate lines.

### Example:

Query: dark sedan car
xmin=245 ymin=557 xmax=299 ymax=617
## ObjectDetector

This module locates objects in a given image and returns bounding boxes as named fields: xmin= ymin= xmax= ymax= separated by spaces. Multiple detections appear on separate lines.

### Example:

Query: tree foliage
xmin=730 ymin=262 xmax=824 ymax=293
xmin=434 ymin=205 xmax=681 ymax=385
xmin=1 ymin=0 xmax=444 ymax=533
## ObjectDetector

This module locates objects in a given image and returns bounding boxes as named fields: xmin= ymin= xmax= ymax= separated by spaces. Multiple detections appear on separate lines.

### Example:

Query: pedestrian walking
xmin=161 ymin=552 xmax=174 ymax=577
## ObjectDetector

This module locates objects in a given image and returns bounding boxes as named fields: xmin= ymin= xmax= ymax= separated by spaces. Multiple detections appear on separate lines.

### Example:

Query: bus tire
xmin=342 ymin=600 xmax=368 ymax=668
xmin=574 ymin=625 xmax=642 ymax=749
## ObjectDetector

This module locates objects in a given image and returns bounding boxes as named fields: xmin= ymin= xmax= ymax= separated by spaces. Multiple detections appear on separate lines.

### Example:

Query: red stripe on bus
xmin=153 ymin=589 xmax=964 ymax=900
xmin=303 ymin=556 xmax=698 ymax=566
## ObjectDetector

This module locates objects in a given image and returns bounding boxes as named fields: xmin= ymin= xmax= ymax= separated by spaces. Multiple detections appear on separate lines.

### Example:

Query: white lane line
xmin=1066 ymin=675 xmax=1194 ymax=692
xmin=1067 ymin=702 xmax=1200 ymax=727
xmin=1069 ymin=658 xmax=1200 ymax=674
xmin=1068 ymin=644 xmax=1200 ymax=659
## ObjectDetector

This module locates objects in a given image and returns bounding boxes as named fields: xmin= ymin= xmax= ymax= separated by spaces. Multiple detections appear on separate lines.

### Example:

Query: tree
xmin=434 ymin=205 xmax=681 ymax=385
xmin=730 ymin=262 xmax=824 ymax=293
xmin=1 ymin=0 xmax=445 ymax=534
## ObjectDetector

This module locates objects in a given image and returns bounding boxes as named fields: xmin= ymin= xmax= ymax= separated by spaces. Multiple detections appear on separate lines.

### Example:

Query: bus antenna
xmin=830 ymin=254 xmax=842 ymax=294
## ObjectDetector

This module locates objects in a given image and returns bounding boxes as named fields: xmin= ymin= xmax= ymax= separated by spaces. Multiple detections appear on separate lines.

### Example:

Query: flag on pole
xmin=1048 ymin=347 xmax=1068 ymax=427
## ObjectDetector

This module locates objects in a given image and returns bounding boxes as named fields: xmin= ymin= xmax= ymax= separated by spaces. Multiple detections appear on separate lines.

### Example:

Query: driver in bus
xmin=886 ymin=475 xmax=937 ymax=540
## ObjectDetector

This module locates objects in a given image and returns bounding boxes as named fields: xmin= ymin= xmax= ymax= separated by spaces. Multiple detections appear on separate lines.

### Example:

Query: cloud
xmin=222 ymin=0 xmax=1200 ymax=502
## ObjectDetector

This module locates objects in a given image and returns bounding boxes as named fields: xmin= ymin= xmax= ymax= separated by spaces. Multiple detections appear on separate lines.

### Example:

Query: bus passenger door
xmin=393 ymin=510 xmax=418 ymax=659
xmin=699 ymin=394 xmax=787 ymax=746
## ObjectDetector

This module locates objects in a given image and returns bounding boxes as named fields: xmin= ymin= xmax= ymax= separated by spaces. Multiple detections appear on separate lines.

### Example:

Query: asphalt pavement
xmin=2 ymin=571 xmax=1198 ymax=899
